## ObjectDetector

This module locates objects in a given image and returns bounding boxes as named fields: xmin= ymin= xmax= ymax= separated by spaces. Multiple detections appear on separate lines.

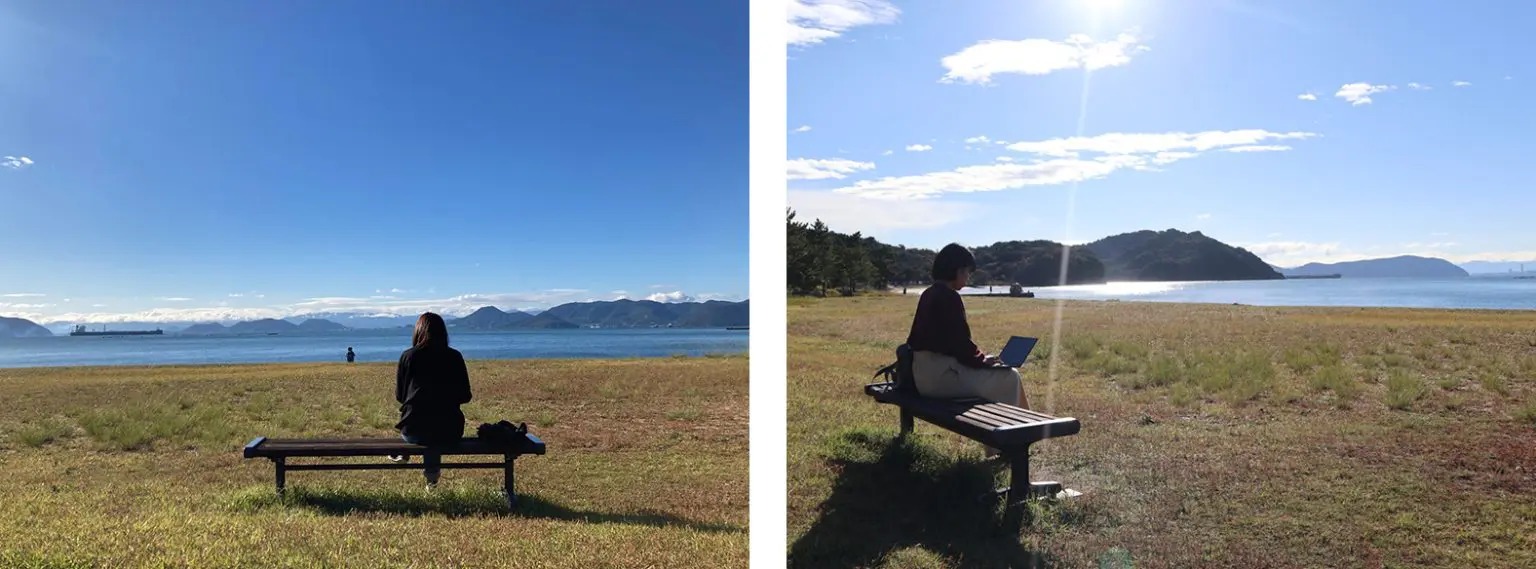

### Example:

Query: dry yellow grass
xmin=0 ymin=355 xmax=748 ymax=568
xmin=788 ymin=295 xmax=1535 ymax=568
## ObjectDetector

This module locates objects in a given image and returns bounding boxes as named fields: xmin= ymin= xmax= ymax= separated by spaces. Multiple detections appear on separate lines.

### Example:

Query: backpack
xmin=477 ymin=420 xmax=532 ymax=449
xmin=873 ymin=344 xmax=917 ymax=394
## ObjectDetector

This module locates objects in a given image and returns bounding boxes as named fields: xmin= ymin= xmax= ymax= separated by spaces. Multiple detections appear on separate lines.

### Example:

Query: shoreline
xmin=0 ymin=350 xmax=749 ymax=372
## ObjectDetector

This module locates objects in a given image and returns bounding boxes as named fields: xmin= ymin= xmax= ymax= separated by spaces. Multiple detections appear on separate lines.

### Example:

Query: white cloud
xmin=645 ymin=291 xmax=697 ymax=303
xmin=1006 ymin=129 xmax=1315 ymax=157
xmin=787 ymin=0 xmax=899 ymax=47
xmin=1297 ymin=93 xmax=1317 ymax=101
xmin=2 ymin=156 xmax=34 ymax=170
xmin=1152 ymin=151 xmax=1199 ymax=165
xmin=1 ymin=293 xmax=45 ymax=298
xmin=20 ymin=288 xmax=736 ymax=325
xmin=1407 ymin=82 xmax=1431 ymax=90
xmin=1452 ymin=80 xmax=1471 ymax=87
xmin=1196 ymin=213 xmax=1212 ymax=220
xmin=965 ymin=135 xmax=991 ymax=144
xmin=789 ymin=189 xmax=974 ymax=232
xmin=906 ymin=144 xmax=933 ymax=152
xmin=829 ymin=129 xmax=1313 ymax=200
xmin=787 ymin=157 xmax=876 ymax=180
xmin=995 ymin=156 xmax=1014 ymax=162
xmin=793 ymin=125 xmax=813 ymax=133
xmin=1224 ymin=145 xmax=1292 ymax=153
xmin=1335 ymin=83 xmax=1395 ymax=105
xmin=881 ymin=150 xmax=894 ymax=155
xmin=940 ymin=32 xmax=1148 ymax=85
xmin=156 ymin=297 xmax=193 ymax=302
xmin=830 ymin=156 xmax=1144 ymax=200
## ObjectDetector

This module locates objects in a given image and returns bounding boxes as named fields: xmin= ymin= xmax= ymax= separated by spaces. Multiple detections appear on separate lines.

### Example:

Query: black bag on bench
xmin=477 ymin=420 xmax=533 ymax=450
xmin=873 ymin=343 xmax=917 ymax=394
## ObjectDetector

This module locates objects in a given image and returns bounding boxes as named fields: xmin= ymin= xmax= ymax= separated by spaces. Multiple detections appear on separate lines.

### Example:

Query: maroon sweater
xmin=906 ymin=283 xmax=988 ymax=368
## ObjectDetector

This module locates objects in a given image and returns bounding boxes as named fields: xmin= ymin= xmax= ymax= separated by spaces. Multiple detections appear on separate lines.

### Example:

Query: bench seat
xmin=243 ymin=435 xmax=546 ymax=508
xmin=865 ymin=381 xmax=1081 ymax=519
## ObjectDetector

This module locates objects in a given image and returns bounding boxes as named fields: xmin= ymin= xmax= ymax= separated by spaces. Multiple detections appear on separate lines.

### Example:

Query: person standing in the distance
xmin=905 ymin=243 xmax=1030 ymax=455
xmin=389 ymin=313 xmax=473 ymax=487
xmin=346 ymin=347 xmax=355 ymax=363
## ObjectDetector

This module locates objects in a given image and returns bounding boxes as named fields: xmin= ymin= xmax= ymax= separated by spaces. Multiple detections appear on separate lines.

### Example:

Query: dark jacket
xmin=906 ymin=283 xmax=988 ymax=368
xmin=394 ymin=343 xmax=473 ymax=442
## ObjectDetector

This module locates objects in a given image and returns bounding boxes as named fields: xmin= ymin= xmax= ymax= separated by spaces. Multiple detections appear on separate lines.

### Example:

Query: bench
xmin=864 ymin=381 xmax=1081 ymax=508
xmin=243 ymin=435 xmax=546 ymax=508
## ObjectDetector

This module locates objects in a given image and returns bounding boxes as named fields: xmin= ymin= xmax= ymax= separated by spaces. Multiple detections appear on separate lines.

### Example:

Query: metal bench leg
xmin=274 ymin=457 xmax=286 ymax=496
xmin=503 ymin=454 xmax=518 ymax=509
xmin=899 ymin=409 xmax=914 ymax=437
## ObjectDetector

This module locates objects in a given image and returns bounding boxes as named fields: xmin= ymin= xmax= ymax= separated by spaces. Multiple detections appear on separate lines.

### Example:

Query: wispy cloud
xmin=787 ymin=0 xmax=899 ymax=47
xmin=1407 ymin=82 xmax=1431 ymax=90
xmin=905 ymin=144 xmax=933 ymax=152
xmin=645 ymin=291 xmax=697 ymax=303
xmin=881 ymin=150 xmax=894 ymax=156
xmin=788 ymin=189 xmax=975 ymax=233
xmin=787 ymin=157 xmax=876 ymax=180
xmin=940 ymin=32 xmax=1148 ymax=85
xmin=1452 ymin=80 xmax=1472 ymax=87
xmin=1242 ymin=240 xmax=1536 ymax=266
xmin=995 ymin=156 xmax=1014 ymax=162
xmin=1 ymin=293 xmax=45 ymax=298
xmin=1196 ymin=213 xmax=1213 ymax=220
xmin=1297 ymin=93 xmax=1317 ymax=101
xmin=830 ymin=129 xmax=1314 ymax=200
xmin=2 ymin=156 xmax=34 ymax=170
xmin=793 ymin=125 xmax=813 ymax=133
xmin=1335 ymin=83 xmax=1394 ymax=105
xmin=156 ymin=297 xmax=193 ymax=302
xmin=965 ymin=135 xmax=991 ymax=144
xmin=1224 ymin=145 xmax=1292 ymax=153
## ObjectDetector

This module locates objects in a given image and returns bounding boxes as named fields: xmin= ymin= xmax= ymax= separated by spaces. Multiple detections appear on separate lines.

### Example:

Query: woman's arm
xmin=941 ymin=292 xmax=989 ymax=368
xmin=456 ymin=352 xmax=473 ymax=404
xmin=395 ymin=352 xmax=410 ymax=404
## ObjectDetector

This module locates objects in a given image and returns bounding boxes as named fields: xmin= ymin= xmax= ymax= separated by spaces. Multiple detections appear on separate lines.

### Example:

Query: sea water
xmin=0 ymin=328 xmax=749 ymax=369
xmin=958 ymin=276 xmax=1536 ymax=311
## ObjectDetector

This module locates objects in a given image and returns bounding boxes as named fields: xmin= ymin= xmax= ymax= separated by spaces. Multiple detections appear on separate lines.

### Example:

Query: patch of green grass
xmin=1437 ymin=376 xmax=1461 ymax=390
xmin=666 ymin=408 xmax=702 ymax=422
xmin=533 ymin=410 xmax=559 ymax=428
xmin=1515 ymin=402 xmax=1536 ymax=426
xmin=1136 ymin=354 xmax=1183 ymax=389
xmin=1169 ymin=383 xmax=1200 ymax=407
xmin=15 ymin=418 xmax=73 ymax=448
xmin=1385 ymin=370 xmax=1429 ymax=411
xmin=0 ymin=551 xmax=94 ymax=569
xmin=1480 ymin=373 xmax=1510 ymax=397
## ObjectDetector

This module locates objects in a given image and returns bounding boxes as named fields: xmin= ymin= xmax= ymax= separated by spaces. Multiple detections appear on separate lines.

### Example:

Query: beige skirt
xmin=912 ymin=350 xmax=1024 ymax=406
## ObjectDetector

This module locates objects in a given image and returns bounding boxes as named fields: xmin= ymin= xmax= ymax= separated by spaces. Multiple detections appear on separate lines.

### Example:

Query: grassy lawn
xmin=0 ymin=355 xmax=748 ymax=568
xmin=788 ymin=295 xmax=1534 ymax=568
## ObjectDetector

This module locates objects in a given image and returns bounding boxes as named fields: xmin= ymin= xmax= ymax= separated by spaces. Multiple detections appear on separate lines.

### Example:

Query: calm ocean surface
xmin=0 ymin=328 xmax=748 ymax=369
xmin=958 ymin=276 xmax=1536 ymax=311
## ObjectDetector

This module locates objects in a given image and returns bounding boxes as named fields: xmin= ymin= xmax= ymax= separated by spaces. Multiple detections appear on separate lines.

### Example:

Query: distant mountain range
xmin=1277 ymin=256 xmax=1470 ymax=279
xmin=453 ymin=299 xmax=749 ymax=330
xmin=0 ymin=317 xmax=53 ymax=339
xmin=4 ymin=299 xmax=752 ymax=338
xmin=180 ymin=318 xmax=352 ymax=336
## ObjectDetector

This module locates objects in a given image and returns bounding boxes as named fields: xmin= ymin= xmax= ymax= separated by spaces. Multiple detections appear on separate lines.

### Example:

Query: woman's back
xmin=394 ymin=343 xmax=473 ymax=438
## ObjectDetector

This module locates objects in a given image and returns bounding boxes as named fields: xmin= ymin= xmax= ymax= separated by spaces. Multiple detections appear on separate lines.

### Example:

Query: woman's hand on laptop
xmin=983 ymin=355 xmax=1002 ymax=366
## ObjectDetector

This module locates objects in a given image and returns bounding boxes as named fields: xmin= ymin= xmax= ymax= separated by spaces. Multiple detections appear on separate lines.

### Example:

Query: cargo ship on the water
xmin=69 ymin=324 xmax=164 ymax=336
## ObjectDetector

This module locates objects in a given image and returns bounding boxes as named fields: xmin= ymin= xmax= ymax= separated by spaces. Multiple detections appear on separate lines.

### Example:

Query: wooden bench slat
xmin=963 ymin=406 xmax=1031 ymax=428
xmin=975 ymin=402 xmax=1058 ymax=423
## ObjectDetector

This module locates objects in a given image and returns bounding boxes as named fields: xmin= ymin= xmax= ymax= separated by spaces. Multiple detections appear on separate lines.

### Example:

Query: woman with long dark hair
xmin=391 ymin=312 xmax=473 ymax=487
xmin=906 ymin=243 xmax=1029 ymax=455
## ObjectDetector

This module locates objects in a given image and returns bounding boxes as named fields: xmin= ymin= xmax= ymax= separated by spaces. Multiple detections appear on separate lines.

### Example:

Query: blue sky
xmin=787 ymin=0 xmax=1536 ymax=270
xmin=0 ymin=1 xmax=747 ymax=324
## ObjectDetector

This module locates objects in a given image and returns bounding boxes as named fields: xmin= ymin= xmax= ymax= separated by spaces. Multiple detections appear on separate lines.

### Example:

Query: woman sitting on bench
xmin=390 ymin=311 xmax=474 ymax=487
xmin=906 ymin=243 xmax=1030 ymax=453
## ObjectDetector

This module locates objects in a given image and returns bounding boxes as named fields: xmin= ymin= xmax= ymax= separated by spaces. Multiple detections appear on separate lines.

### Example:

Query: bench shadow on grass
xmin=789 ymin=430 xmax=1050 ymax=569
xmin=229 ymin=485 xmax=741 ymax=534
